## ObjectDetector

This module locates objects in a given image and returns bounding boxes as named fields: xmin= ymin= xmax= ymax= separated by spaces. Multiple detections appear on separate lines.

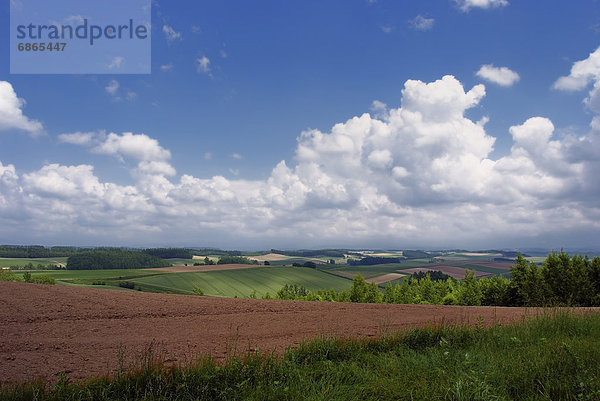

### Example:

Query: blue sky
xmin=1 ymin=0 xmax=600 ymax=249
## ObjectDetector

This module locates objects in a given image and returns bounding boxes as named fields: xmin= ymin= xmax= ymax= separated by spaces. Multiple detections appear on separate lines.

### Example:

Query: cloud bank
xmin=1 ymin=70 xmax=599 ymax=248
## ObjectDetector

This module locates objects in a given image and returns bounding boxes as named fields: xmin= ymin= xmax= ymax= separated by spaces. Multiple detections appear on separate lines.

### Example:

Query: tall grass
xmin=2 ymin=310 xmax=599 ymax=400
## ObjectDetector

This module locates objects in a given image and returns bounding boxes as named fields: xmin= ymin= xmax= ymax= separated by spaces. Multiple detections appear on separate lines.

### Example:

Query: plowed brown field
xmin=0 ymin=281 xmax=585 ymax=384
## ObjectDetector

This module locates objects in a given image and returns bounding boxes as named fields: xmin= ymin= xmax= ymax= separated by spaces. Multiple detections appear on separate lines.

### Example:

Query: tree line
xmin=0 ymin=245 xmax=78 ymax=258
xmin=347 ymin=256 xmax=401 ymax=266
xmin=66 ymin=249 xmax=170 ymax=270
xmin=0 ymin=246 xmax=248 ymax=260
xmin=142 ymin=248 xmax=247 ymax=258
xmin=268 ymin=252 xmax=600 ymax=307
xmin=217 ymin=255 xmax=257 ymax=265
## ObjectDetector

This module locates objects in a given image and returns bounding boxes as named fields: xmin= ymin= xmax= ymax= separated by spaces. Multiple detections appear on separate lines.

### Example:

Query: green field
xmin=462 ymin=263 xmax=511 ymax=276
xmin=165 ymin=256 xmax=219 ymax=265
xmin=23 ymin=269 xmax=163 ymax=282
xmin=0 ymin=257 xmax=68 ymax=268
xmin=6 ymin=251 xmax=521 ymax=298
xmin=21 ymin=266 xmax=352 ymax=297
xmin=130 ymin=266 xmax=352 ymax=297
xmin=21 ymin=269 xmax=166 ymax=291
xmin=322 ymin=259 xmax=433 ymax=279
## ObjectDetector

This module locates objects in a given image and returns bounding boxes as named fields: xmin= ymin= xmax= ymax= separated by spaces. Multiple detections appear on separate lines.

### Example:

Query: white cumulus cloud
xmin=0 ymin=81 xmax=43 ymax=134
xmin=456 ymin=0 xmax=508 ymax=12
xmin=58 ymin=131 xmax=97 ymax=146
xmin=554 ymin=47 xmax=600 ymax=113
xmin=162 ymin=25 xmax=182 ymax=42
xmin=409 ymin=15 xmax=434 ymax=31
xmin=105 ymin=80 xmax=119 ymax=96
xmin=476 ymin=64 xmax=520 ymax=86
xmin=93 ymin=132 xmax=171 ymax=162
xmin=108 ymin=56 xmax=124 ymax=70
xmin=196 ymin=56 xmax=211 ymax=75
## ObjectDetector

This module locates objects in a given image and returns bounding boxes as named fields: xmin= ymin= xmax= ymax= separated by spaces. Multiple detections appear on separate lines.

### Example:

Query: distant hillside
xmin=269 ymin=249 xmax=346 ymax=258
xmin=478 ymin=250 xmax=530 ymax=258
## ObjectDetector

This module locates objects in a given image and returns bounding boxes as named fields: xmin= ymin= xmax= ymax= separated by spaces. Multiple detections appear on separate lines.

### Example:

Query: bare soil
xmin=471 ymin=261 xmax=514 ymax=271
xmin=248 ymin=253 xmax=290 ymax=261
xmin=0 ymin=281 xmax=586 ymax=384
xmin=366 ymin=273 xmax=407 ymax=284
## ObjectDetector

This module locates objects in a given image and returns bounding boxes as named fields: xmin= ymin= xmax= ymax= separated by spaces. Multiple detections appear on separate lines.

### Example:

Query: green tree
xmin=480 ymin=276 xmax=510 ymax=306
xmin=395 ymin=280 xmax=414 ymax=304
xmin=456 ymin=270 xmax=481 ymax=306
xmin=383 ymin=282 xmax=395 ymax=303
xmin=336 ymin=289 xmax=351 ymax=302
xmin=541 ymin=251 xmax=569 ymax=304
xmin=509 ymin=254 xmax=534 ymax=306
xmin=349 ymin=274 xmax=369 ymax=303
xmin=570 ymin=255 xmax=594 ymax=306
xmin=589 ymin=257 xmax=600 ymax=306
xmin=365 ymin=282 xmax=383 ymax=303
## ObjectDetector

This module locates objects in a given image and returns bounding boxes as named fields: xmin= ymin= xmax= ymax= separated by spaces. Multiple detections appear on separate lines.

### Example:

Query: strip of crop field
xmin=0 ymin=257 xmax=69 ymax=267
xmin=24 ymin=269 xmax=167 ymax=285
xmin=130 ymin=266 xmax=353 ymax=297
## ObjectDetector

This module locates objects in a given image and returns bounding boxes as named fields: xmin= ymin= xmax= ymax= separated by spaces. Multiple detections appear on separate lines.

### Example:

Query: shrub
xmin=0 ymin=270 xmax=22 ymax=282
xmin=31 ymin=275 xmax=55 ymax=285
